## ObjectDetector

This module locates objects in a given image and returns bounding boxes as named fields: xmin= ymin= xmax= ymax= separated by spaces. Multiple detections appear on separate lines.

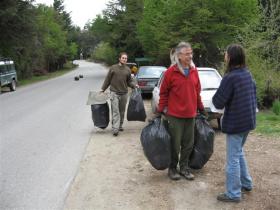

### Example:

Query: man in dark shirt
xmin=101 ymin=52 xmax=136 ymax=136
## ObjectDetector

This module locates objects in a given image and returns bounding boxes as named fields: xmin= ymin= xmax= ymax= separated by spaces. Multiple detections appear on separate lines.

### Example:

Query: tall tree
xmin=137 ymin=0 xmax=258 ymax=66
xmin=0 ymin=0 xmax=39 ymax=78
xmin=102 ymin=0 xmax=144 ymax=59
xmin=258 ymin=0 xmax=280 ymax=70
xmin=36 ymin=4 xmax=68 ymax=71
xmin=53 ymin=0 xmax=72 ymax=31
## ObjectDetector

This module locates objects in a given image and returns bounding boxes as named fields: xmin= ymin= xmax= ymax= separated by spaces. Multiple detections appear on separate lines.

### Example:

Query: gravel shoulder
xmin=64 ymin=98 xmax=280 ymax=210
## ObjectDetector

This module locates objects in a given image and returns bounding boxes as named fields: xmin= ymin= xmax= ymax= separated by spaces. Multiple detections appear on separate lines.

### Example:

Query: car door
xmin=0 ymin=62 xmax=8 ymax=86
xmin=151 ymin=72 xmax=165 ymax=113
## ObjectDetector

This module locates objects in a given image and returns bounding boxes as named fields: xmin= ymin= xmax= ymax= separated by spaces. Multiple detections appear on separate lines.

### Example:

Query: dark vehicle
xmin=0 ymin=59 xmax=17 ymax=91
xmin=135 ymin=66 xmax=166 ymax=94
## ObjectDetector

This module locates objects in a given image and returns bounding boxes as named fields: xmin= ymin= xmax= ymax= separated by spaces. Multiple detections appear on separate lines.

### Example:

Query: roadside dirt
xmin=64 ymin=98 xmax=280 ymax=210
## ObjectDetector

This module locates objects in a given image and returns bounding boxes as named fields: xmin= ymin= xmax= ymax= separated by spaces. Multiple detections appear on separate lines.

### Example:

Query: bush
xmin=91 ymin=42 xmax=117 ymax=65
xmin=246 ymin=49 xmax=280 ymax=108
xmin=272 ymin=100 xmax=280 ymax=115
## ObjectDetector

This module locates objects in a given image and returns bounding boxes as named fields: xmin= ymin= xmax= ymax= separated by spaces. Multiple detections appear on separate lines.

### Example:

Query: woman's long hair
xmin=225 ymin=44 xmax=246 ymax=73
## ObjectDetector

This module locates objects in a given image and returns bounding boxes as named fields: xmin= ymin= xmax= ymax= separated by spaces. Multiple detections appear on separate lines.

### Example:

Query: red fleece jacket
xmin=158 ymin=64 xmax=204 ymax=118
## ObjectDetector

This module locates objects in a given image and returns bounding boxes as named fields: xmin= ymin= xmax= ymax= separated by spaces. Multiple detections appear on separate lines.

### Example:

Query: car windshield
xmin=198 ymin=70 xmax=221 ymax=90
xmin=137 ymin=66 xmax=166 ymax=78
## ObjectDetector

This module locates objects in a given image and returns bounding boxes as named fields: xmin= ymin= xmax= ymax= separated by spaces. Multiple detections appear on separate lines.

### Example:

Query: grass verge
xmin=256 ymin=111 xmax=280 ymax=137
xmin=18 ymin=62 xmax=78 ymax=87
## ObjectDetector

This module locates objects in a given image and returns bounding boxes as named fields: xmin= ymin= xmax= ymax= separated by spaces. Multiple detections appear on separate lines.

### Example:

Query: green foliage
xmin=137 ymin=0 xmax=258 ymax=66
xmin=67 ymin=42 xmax=78 ymax=61
xmin=258 ymin=0 xmax=280 ymax=71
xmin=0 ymin=0 xmax=39 ymax=79
xmin=0 ymin=0 xmax=79 ymax=80
xmin=92 ymin=0 xmax=144 ymax=59
xmin=91 ymin=42 xmax=117 ymax=65
xmin=240 ymin=0 xmax=280 ymax=107
xmin=272 ymin=100 xmax=280 ymax=115
xmin=256 ymin=111 xmax=280 ymax=136
xmin=36 ymin=5 xmax=68 ymax=71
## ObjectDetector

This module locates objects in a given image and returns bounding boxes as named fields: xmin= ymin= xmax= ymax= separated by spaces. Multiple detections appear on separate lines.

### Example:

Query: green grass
xmin=256 ymin=111 xmax=280 ymax=137
xmin=18 ymin=62 xmax=78 ymax=87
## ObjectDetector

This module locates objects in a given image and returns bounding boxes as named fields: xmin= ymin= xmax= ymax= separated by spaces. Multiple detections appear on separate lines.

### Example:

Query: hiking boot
xmin=113 ymin=131 xmax=119 ymax=136
xmin=168 ymin=168 xmax=181 ymax=181
xmin=217 ymin=193 xmax=241 ymax=203
xmin=241 ymin=187 xmax=252 ymax=193
xmin=180 ymin=169 xmax=195 ymax=180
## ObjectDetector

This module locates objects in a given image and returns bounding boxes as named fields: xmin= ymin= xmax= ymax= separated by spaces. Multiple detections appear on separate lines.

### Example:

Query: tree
xmin=0 ymin=0 xmax=39 ymax=78
xmin=137 ymin=0 xmax=258 ymax=67
xmin=36 ymin=4 xmax=68 ymax=71
xmin=94 ymin=0 xmax=144 ymax=60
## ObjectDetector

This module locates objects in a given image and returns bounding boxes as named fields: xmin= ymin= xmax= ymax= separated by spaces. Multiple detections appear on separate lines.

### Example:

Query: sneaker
xmin=113 ymin=131 xmax=119 ymax=136
xmin=119 ymin=127 xmax=124 ymax=132
xmin=168 ymin=168 xmax=181 ymax=181
xmin=217 ymin=193 xmax=241 ymax=203
xmin=180 ymin=169 xmax=195 ymax=180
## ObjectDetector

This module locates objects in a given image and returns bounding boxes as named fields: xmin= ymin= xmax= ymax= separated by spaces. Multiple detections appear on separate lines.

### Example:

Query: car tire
xmin=9 ymin=80 xmax=16 ymax=91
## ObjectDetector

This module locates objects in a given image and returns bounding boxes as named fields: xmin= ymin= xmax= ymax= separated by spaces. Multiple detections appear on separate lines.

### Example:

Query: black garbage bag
xmin=91 ymin=102 xmax=109 ymax=129
xmin=189 ymin=115 xmax=215 ymax=169
xmin=127 ymin=89 xmax=146 ymax=121
xmin=140 ymin=117 xmax=171 ymax=170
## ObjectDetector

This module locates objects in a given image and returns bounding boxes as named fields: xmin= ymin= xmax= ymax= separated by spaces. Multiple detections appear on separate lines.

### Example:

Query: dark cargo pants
xmin=166 ymin=115 xmax=195 ymax=170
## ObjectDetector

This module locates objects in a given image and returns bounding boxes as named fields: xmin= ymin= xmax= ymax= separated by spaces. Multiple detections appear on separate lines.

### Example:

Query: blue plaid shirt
xmin=213 ymin=68 xmax=257 ymax=134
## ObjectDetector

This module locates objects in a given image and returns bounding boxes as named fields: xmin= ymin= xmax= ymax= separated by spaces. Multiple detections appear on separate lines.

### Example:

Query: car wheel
xmin=10 ymin=80 xmax=16 ymax=91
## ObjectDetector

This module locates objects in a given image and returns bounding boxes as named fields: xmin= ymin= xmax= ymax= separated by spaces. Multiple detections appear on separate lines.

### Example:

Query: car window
xmin=138 ymin=67 xmax=166 ymax=78
xmin=0 ymin=64 xmax=5 ymax=72
xmin=198 ymin=70 xmax=221 ymax=90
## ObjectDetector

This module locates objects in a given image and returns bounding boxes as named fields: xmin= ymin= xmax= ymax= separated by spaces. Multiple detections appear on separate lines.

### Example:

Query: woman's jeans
xmin=225 ymin=132 xmax=253 ymax=199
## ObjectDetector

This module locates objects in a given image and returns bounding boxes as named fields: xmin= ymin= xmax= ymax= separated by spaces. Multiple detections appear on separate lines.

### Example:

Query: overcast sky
xmin=34 ymin=0 xmax=109 ymax=28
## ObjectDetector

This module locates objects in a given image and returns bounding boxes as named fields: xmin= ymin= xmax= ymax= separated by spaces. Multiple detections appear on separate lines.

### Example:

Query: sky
xmin=34 ymin=0 xmax=109 ymax=28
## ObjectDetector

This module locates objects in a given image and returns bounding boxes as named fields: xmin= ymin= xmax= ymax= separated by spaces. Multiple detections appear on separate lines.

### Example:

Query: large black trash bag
xmin=91 ymin=102 xmax=109 ymax=129
xmin=127 ymin=89 xmax=146 ymax=121
xmin=189 ymin=115 xmax=215 ymax=169
xmin=140 ymin=117 xmax=171 ymax=170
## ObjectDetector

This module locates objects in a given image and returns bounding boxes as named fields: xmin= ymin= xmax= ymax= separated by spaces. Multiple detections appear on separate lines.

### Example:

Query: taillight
xmin=138 ymin=81 xmax=147 ymax=86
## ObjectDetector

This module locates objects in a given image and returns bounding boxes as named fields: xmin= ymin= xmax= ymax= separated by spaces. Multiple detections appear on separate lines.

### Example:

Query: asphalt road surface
xmin=0 ymin=60 xmax=107 ymax=210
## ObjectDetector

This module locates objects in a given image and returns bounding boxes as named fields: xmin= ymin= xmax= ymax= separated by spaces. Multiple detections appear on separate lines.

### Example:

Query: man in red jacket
xmin=158 ymin=42 xmax=206 ymax=180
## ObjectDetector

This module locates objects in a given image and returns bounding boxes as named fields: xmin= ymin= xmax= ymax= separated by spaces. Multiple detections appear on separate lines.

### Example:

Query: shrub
xmin=91 ymin=42 xmax=117 ymax=65
xmin=272 ymin=100 xmax=280 ymax=115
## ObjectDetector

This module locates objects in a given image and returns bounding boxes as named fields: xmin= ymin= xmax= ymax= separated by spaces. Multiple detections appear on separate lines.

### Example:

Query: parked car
xmin=151 ymin=67 xmax=223 ymax=127
xmin=0 ymin=58 xmax=17 ymax=92
xmin=135 ymin=66 xmax=166 ymax=94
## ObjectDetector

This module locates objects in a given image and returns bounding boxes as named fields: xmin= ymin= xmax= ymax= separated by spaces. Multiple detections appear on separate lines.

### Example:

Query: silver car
xmin=151 ymin=67 xmax=222 ymax=126
xmin=135 ymin=66 xmax=166 ymax=94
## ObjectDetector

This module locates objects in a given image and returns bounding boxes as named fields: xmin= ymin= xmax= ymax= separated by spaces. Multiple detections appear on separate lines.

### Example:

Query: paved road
xmin=0 ymin=60 xmax=107 ymax=210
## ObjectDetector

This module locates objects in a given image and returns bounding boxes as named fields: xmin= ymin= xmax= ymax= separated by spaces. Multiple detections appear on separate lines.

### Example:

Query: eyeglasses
xmin=180 ymin=52 xmax=193 ymax=56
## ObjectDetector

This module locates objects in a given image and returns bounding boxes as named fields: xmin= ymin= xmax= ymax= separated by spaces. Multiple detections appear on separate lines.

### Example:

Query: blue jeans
xmin=225 ymin=132 xmax=252 ymax=199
